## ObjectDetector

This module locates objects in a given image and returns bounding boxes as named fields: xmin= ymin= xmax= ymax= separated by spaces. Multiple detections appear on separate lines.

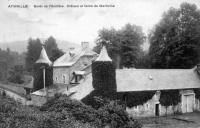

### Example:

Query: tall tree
xmin=44 ymin=36 xmax=64 ymax=62
xmin=149 ymin=3 xmax=200 ymax=69
xmin=120 ymin=24 xmax=144 ymax=68
xmin=26 ymin=37 xmax=64 ymax=90
xmin=94 ymin=24 xmax=145 ymax=68
xmin=25 ymin=38 xmax=42 ymax=72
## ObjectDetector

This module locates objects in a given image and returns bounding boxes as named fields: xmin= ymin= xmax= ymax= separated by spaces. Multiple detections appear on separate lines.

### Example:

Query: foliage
xmin=0 ymin=94 xmax=96 ymax=128
xmin=44 ymin=36 xmax=64 ymax=62
xmin=159 ymin=90 xmax=181 ymax=107
xmin=25 ymin=37 xmax=63 ymax=90
xmin=149 ymin=3 xmax=200 ymax=69
xmin=94 ymin=24 xmax=145 ymax=68
xmin=33 ymin=63 xmax=53 ymax=91
xmin=0 ymin=48 xmax=15 ymax=68
xmin=118 ymin=91 xmax=156 ymax=108
xmin=25 ymin=36 xmax=64 ymax=71
xmin=82 ymin=90 xmax=117 ymax=109
xmin=136 ymin=52 xmax=151 ymax=69
xmin=92 ymin=61 xmax=116 ymax=92
xmin=0 ymin=92 xmax=141 ymax=128
xmin=7 ymin=65 xmax=24 ymax=84
xmin=51 ymin=49 xmax=64 ymax=62
xmin=88 ymin=59 xmax=154 ymax=108
xmin=194 ymin=89 xmax=200 ymax=100
xmin=0 ymin=48 xmax=24 ymax=81
xmin=41 ymin=95 xmax=142 ymax=128
xmin=25 ymin=38 xmax=42 ymax=72
xmin=82 ymin=90 xmax=155 ymax=108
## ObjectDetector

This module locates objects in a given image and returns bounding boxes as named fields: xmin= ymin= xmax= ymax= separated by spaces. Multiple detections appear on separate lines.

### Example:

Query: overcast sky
xmin=0 ymin=0 xmax=199 ymax=46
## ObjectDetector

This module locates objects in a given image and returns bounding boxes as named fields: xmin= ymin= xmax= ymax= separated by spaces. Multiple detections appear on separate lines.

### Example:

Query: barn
xmin=31 ymin=44 xmax=200 ymax=116
xmin=117 ymin=68 xmax=200 ymax=116
xmin=69 ymin=46 xmax=200 ymax=117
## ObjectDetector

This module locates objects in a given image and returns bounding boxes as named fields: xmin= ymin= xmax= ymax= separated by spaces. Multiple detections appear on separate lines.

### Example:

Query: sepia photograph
xmin=0 ymin=0 xmax=200 ymax=127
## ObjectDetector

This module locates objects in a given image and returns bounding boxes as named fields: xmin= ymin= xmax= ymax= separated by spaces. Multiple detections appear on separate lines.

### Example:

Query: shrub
xmin=2 ymin=90 xmax=6 ymax=96
xmin=7 ymin=65 xmax=24 ymax=84
xmin=194 ymin=89 xmax=200 ymax=100
xmin=0 ymin=95 xmax=95 ymax=128
xmin=82 ymin=90 xmax=118 ymax=109
xmin=41 ymin=95 xmax=142 ymax=128
xmin=0 ymin=95 xmax=141 ymax=128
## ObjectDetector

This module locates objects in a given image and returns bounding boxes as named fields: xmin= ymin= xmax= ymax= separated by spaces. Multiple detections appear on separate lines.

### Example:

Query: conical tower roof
xmin=36 ymin=46 xmax=52 ymax=65
xmin=96 ymin=46 xmax=112 ymax=61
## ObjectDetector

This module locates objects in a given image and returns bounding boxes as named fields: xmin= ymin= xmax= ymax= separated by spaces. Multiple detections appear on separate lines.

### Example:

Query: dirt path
xmin=140 ymin=112 xmax=200 ymax=128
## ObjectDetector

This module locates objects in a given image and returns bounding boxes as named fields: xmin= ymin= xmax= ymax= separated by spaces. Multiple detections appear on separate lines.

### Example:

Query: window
xmin=133 ymin=106 xmax=138 ymax=110
xmin=146 ymin=103 xmax=149 ymax=109
xmin=63 ymin=75 xmax=65 ymax=83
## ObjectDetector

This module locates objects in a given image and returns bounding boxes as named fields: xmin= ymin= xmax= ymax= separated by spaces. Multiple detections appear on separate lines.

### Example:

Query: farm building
xmin=69 ymin=45 xmax=200 ymax=117
xmin=31 ymin=43 xmax=200 ymax=117
xmin=53 ymin=42 xmax=97 ymax=85
xmin=30 ymin=42 xmax=98 ymax=106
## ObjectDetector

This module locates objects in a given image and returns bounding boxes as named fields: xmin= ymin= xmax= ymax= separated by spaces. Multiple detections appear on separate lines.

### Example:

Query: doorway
xmin=182 ymin=94 xmax=194 ymax=113
xmin=155 ymin=104 xmax=159 ymax=116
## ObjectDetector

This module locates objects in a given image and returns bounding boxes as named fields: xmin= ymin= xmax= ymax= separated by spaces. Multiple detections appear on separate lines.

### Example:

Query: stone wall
xmin=126 ymin=92 xmax=160 ymax=117
xmin=53 ymin=56 xmax=94 ymax=85
xmin=0 ymin=87 xmax=32 ymax=105
xmin=53 ymin=67 xmax=70 ymax=84
xmin=126 ymin=89 xmax=200 ymax=117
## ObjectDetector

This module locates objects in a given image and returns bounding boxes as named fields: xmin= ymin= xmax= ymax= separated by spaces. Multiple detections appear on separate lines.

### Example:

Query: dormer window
xmin=70 ymin=71 xmax=85 ymax=84
xmin=69 ymin=47 xmax=75 ymax=57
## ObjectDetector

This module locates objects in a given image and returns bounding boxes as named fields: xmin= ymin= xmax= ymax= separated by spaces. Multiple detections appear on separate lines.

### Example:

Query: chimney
xmin=81 ymin=42 xmax=89 ymax=50
xmin=69 ymin=47 xmax=75 ymax=57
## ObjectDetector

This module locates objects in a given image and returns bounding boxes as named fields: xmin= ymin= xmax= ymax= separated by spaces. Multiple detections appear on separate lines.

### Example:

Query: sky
xmin=0 ymin=0 xmax=200 ymax=48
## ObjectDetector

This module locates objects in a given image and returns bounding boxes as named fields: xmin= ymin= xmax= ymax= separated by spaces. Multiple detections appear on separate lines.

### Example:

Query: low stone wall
xmin=0 ymin=88 xmax=32 ymax=105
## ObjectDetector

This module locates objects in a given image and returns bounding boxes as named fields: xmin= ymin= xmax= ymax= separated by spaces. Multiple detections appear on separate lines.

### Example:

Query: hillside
xmin=0 ymin=40 xmax=80 ymax=53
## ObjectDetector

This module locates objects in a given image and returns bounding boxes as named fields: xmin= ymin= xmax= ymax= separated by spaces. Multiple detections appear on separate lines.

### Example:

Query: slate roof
xmin=36 ymin=47 xmax=52 ymax=65
xmin=68 ymin=67 xmax=200 ymax=100
xmin=96 ymin=46 xmax=112 ymax=61
xmin=53 ymin=48 xmax=97 ymax=67
xmin=117 ymin=68 xmax=200 ymax=92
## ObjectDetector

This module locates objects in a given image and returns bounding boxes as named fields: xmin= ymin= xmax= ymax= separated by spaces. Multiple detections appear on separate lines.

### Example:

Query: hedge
xmin=41 ymin=95 xmax=142 ymax=128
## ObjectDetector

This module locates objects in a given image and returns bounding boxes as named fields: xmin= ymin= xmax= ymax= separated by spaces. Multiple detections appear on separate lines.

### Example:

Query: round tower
xmin=92 ymin=45 xmax=117 ymax=94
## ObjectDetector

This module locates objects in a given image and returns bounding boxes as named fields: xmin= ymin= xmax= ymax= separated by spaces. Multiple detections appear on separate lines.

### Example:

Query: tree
xmin=7 ymin=65 xmax=24 ymax=84
xmin=44 ymin=36 xmax=64 ymax=62
xmin=94 ymin=24 xmax=145 ymax=69
xmin=25 ymin=37 xmax=64 ymax=90
xmin=149 ymin=3 xmax=200 ymax=69
xmin=25 ymin=38 xmax=42 ymax=72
